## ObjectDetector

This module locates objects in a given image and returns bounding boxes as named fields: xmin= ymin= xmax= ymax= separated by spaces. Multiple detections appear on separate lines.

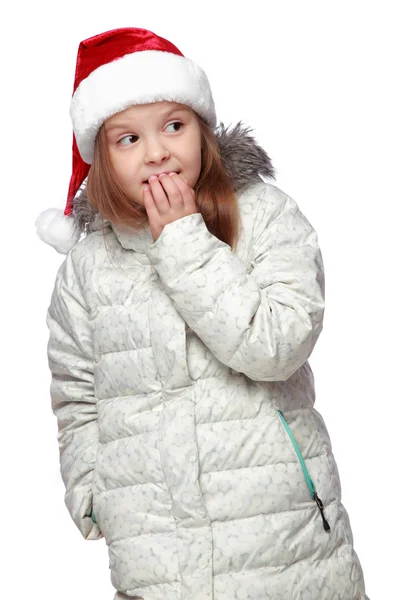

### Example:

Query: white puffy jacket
xmin=46 ymin=125 xmax=370 ymax=600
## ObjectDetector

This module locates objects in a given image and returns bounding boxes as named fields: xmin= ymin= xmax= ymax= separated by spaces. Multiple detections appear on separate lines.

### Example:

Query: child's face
xmin=104 ymin=101 xmax=203 ymax=206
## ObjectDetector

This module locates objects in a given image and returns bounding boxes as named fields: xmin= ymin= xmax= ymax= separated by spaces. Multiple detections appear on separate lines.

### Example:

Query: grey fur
xmin=214 ymin=121 xmax=276 ymax=191
xmin=72 ymin=120 xmax=276 ymax=236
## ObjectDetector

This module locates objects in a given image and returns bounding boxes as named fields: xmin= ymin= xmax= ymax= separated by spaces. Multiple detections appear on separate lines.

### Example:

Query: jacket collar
xmin=111 ymin=220 xmax=154 ymax=253
xmin=73 ymin=121 xmax=276 ymax=254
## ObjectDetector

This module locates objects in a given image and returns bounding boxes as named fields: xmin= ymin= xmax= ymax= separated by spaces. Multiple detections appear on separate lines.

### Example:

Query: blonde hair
xmin=86 ymin=112 xmax=240 ymax=252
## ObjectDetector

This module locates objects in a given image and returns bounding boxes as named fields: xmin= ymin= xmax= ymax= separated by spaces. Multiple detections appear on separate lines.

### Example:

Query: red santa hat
xmin=35 ymin=27 xmax=217 ymax=254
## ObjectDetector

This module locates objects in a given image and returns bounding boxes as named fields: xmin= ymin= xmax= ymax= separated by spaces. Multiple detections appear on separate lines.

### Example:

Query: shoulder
xmin=60 ymin=225 xmax=116 ymax=287
xmin=237 ymin=179 xmax=298 ymax=217
xmin=237 ymin=179 xmax=320 ymax=250
xmin=236 ymin=178 xmax=299 ymax=232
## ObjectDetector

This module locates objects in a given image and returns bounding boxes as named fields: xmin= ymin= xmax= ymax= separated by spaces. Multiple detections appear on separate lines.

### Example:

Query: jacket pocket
xmin=275 ymin=407 xmax=331 ymax=533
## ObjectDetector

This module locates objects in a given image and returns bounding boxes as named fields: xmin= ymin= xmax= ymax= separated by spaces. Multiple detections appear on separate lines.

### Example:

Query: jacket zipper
xmin=91 ymin=507 xmax=97 ymax=524
xmin=276 ymin=408 xmax=331 ymax=532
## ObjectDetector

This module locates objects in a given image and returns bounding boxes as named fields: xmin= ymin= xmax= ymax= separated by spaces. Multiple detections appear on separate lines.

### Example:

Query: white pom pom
xmin=35 ymin=208 xmax=81 ymax=254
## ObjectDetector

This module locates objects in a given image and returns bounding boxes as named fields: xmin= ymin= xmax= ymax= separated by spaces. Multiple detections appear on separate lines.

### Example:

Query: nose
xmin=144 ymin=136 xmax=171 ymax=164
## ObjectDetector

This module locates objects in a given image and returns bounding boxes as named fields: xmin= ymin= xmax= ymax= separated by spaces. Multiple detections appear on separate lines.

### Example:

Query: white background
xmin=2 ymin=1 xmax=398 ymax=598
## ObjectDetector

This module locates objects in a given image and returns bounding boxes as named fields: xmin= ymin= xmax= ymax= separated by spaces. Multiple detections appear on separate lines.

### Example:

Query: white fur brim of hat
xmin=70 ymin=49 xmax=217 ymax=164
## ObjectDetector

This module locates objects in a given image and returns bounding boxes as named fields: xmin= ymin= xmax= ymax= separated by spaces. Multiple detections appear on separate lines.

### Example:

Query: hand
xmin=142 ymin=172 xmax=198 ymax=243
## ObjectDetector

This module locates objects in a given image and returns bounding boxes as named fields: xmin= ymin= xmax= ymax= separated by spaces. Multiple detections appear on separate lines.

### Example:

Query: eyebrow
xmin=105 ymin=106 xmax=190 ymax=133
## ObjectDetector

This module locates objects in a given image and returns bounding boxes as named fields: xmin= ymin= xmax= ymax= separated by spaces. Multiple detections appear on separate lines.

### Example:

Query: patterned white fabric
xmin=46 ymin=180 xmax=369 ymax=599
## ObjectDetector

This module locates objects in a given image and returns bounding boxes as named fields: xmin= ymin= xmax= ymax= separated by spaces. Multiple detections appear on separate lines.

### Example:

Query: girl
xmin=35 ymin=27 xmax=370 ymax=600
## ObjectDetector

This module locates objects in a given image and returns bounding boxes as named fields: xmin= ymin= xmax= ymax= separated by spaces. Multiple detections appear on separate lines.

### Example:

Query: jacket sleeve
xmin=46 ymin=247 xmax=103 ymax=540
xmin=146 ymin=183 xmax=325 ymax=382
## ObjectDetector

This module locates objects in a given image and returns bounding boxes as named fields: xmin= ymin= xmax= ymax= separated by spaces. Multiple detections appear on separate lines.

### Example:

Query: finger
xmin=158 ymin=173 xmax=185 ymax=208
xmin=168 ymin=172 xmax=196 ymax=207
xmin=142 ymin=185 xmax=159 ymax=217
xmin=148 ymin=176 xmax=170 ymax=211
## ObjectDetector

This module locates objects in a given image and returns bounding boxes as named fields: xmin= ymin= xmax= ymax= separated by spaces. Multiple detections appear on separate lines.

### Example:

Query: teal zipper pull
xmin=276 ymin=408 xmax=331 ymax=533
xmin=314 ymin=491 xmax=331 ymax=531
xmin=91 ymin=507 xmax=97 ymax=524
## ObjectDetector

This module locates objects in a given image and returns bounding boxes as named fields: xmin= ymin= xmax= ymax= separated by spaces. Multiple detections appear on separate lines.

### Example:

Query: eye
xmin=165 ymin=121 xmax=183 ymax=132
xmin=118 ymin=135 xmax=138 ymax=146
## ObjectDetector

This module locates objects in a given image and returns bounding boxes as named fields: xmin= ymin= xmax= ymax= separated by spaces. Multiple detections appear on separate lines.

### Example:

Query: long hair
xmin=86 ymin=113 xmax=240 ymax=252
